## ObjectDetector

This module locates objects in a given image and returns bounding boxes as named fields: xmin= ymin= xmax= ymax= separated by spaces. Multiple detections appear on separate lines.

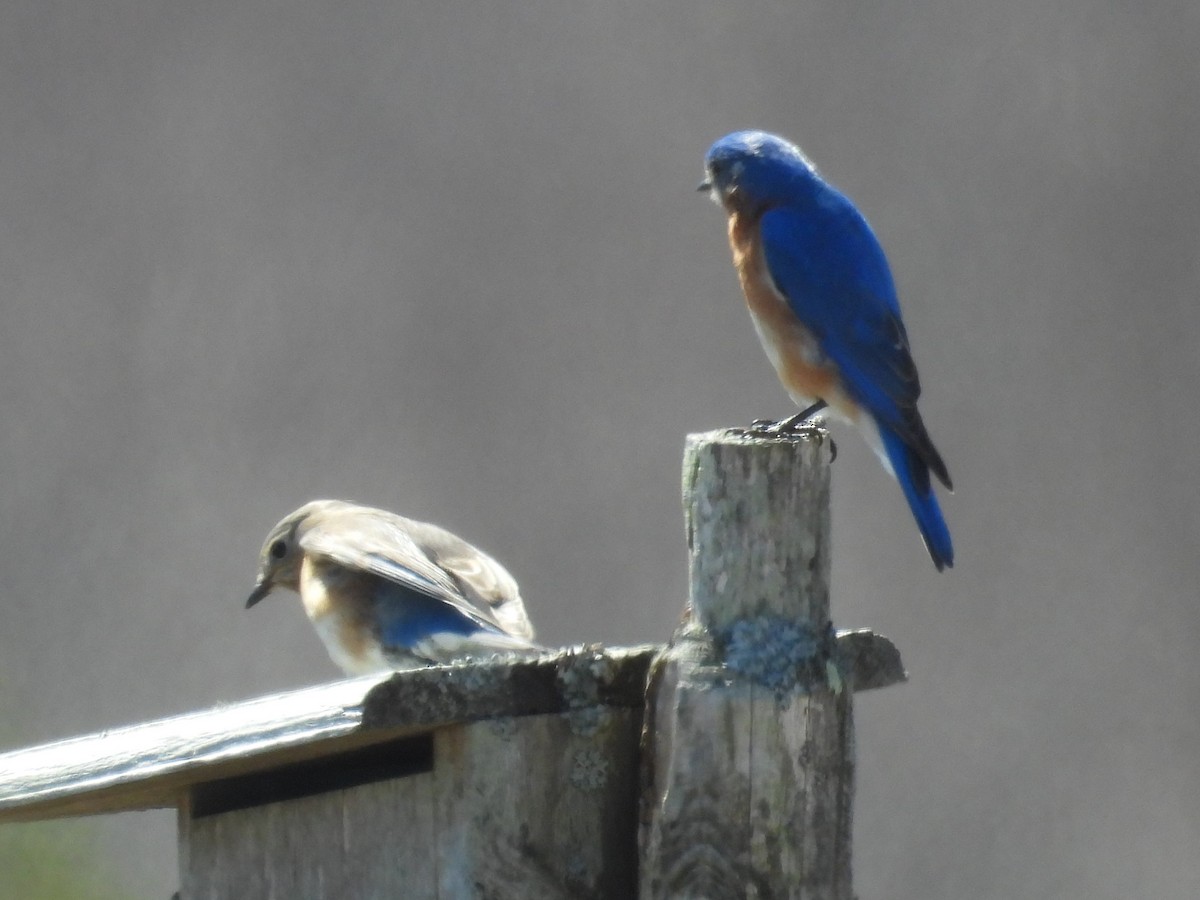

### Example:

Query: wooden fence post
xmin=639 ymin=427 xmax=904 ymax=899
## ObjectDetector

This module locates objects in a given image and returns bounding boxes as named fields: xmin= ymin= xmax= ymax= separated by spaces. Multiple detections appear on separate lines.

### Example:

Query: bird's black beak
xmin=245 ymin=580 xmax=273 ymax=609
xmin=697 ymin=179 xmax=712 ymax=192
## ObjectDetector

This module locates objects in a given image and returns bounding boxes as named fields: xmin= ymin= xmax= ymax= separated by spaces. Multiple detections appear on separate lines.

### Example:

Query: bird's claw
xmin=746 ymin=412 xmax=826 ymax=436
xmin=742 ymin=403 xmax=836 ymax=461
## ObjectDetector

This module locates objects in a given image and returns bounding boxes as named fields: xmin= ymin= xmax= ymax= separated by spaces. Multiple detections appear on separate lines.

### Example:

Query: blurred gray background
xmin=0 ymin=0 xmax=1197 ymax=897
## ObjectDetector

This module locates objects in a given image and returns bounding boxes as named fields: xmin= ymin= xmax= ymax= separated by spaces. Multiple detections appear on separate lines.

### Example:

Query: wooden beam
xmin=640 ymin=428 xmax=902 ymax=899
xmin=179 ymin=711 xmax=643 ymax=899
xmin=0 ymin=646 xmax=656 ymax=823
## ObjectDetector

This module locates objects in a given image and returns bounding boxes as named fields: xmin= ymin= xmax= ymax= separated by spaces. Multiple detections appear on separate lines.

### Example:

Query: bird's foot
xmin=748 ymin=400 xmax=829 ymax=434
xmin=747 ymin=416 xmax=810 ymax=435
xmin=742 ymin=404 xmax=837 ymax=461
xmin=748 ymin=417 xmax=780 ymax=432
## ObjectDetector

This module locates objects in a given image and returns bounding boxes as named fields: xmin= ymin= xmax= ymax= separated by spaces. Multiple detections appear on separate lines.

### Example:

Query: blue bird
xmin=247 ymin=500 xmax=540 ymax=673
xmin=700 ymin=130 xmax=954 ymax=569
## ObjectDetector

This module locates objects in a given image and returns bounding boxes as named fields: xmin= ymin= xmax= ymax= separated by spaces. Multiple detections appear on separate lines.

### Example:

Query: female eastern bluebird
xmin=700 ymin=130 xmax=954 ymax=570
xmin=246 ymin=499 xmax=540 ymax=673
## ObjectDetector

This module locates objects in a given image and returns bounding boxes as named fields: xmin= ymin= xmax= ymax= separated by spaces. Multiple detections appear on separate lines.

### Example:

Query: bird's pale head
xmin=700 ymin=130 xmax=819 ymax=211
xmin=246 ymin=499 xmax=348 ymax=608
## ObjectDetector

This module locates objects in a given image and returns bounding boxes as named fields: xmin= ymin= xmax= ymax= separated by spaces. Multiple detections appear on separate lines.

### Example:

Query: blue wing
xmin=759 ymin=197 xmax=950 ymax=491
xmin=759 ymin=194 xmax=954 ymax=569
xmin=368 ymin=580 xmax=486 ymax=648
xmin=759 ymin=199 xmax=915 ymax=430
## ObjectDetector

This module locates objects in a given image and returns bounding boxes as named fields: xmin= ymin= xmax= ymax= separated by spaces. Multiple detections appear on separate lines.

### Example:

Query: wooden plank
xmin=179 ymin=709 xmax=641 ymax=899
xmin=0 ymin=674 xmax=390 ymax=822
xmin=180 ymin=760 xmax=441 ymax=899
xmin=0 ymin=645 xmax=656 ymax=823
xmin=640 ymin=428 xmax=888 ymax=899
xmin=433 ymin=709 xmax=640 ymax=898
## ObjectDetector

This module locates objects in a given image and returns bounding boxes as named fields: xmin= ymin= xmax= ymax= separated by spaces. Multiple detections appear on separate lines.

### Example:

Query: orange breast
xmin=301 ymin=557 xmax=376 ymax=663
xmin=727 ymin=210 xmax=857 ymax=419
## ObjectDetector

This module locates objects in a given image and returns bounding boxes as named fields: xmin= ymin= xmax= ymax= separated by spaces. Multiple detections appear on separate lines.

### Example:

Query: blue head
xmin=701 ymin=130 xmax=821 ymax=212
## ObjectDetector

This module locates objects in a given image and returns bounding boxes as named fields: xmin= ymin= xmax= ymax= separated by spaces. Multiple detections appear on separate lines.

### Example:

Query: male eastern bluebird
xmin=246 ymin=499 xmax=540 ymax=673
xmin=700 ymin=130 xmax=954 ymax=570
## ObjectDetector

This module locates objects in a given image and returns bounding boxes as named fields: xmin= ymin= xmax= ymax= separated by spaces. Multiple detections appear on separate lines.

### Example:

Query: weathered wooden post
xmin=639 ymin=427 xmax=904 ymax=899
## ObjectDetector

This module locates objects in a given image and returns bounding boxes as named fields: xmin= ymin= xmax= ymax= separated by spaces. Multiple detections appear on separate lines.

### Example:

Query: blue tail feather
xmin=878 ymin=426 xmax=954 ymax=570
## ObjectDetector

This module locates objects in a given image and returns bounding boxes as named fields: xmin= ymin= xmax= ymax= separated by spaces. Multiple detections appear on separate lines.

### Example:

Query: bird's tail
xmin=877 ymin=423 xmax=954 ymax=571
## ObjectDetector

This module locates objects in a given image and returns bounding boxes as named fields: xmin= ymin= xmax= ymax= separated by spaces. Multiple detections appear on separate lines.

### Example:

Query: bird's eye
xmin=269 ymin=539 xmax=288 ymax=560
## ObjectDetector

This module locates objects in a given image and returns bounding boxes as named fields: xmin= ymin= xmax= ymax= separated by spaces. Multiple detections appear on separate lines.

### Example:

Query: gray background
xmin=1 ymin=1 xmax=1197 ymax=897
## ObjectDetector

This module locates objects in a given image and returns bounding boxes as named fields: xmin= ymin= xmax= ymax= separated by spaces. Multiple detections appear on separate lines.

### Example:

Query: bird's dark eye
xmin=269 ymin=539 xmax=288 ymax=560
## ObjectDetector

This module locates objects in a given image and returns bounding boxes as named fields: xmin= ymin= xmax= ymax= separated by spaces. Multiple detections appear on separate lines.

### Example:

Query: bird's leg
xmin=775 ymin=400 xmax=828 ymax=431
xmin=746 ymin=401 xmax=837 ymax=460
xmin=750 ymin=400 xmax=828 ymax=433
